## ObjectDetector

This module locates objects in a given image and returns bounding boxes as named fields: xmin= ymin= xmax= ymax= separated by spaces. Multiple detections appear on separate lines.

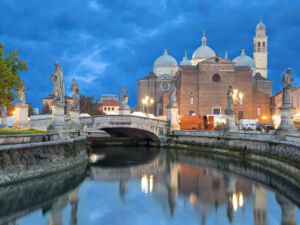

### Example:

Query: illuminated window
xmin=190 ymin=97 xmax=194 ymax=105
xmin=257 ymin=107 xmax=261 ymax=116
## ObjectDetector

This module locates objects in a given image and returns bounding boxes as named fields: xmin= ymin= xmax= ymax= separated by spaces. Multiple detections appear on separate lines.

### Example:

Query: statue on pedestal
xmin=51 ymin=62 xmax=65 ymax=104
xmin=167 ymin=80 xmax=178 ymax=108
xmin=0 ymin=106 xmax=7 ymax=128
xmin=225 ymin=85 xmax=234 ymax=114
xmin=282 ymin=68 xmax=293 ymax=108
xmin=71 ymin=79 xmax=80 ymax=111
xmin=17 ymin=83 xmax=26 ymax=105
xmin=121 ymin=85 xmax=129 ymax=108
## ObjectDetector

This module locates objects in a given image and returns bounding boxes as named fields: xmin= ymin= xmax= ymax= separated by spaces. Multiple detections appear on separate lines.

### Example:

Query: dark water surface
xmin=1 ymin=146 xmax=300 ymax=225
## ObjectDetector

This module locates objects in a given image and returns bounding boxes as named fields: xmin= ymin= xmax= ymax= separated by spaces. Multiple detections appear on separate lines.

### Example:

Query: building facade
xmin=138 ymin=21 xmax=272 ymax=122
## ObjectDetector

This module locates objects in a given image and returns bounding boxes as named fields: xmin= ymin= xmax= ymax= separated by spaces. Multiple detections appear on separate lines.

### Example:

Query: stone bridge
xmin=82 ymin=115 xmax=169 ymax=140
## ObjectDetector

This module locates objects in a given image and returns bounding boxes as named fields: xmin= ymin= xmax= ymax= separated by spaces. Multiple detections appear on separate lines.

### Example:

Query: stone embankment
xmin=166 ymin=130 xmax=300 ymax=167
xmin=0 ymin=136 xmax=88 ymax=185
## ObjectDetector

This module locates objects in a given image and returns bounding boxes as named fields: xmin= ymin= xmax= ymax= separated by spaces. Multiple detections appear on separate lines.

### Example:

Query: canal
xmin=1 ymin=146 xmax=300 ymax=225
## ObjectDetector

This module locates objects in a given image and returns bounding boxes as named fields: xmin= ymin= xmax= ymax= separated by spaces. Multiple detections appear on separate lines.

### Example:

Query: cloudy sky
xmin=0 ymin=0 xmax=300 ymax=108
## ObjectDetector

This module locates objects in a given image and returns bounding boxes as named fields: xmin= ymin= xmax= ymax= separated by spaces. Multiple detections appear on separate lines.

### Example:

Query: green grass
xmin=0 ymin=128 xmax=47 ymax=135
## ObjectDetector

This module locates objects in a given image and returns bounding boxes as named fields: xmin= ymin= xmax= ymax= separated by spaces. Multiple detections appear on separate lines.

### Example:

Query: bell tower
xmin=253 ymin=20 xmax=268 ymax=78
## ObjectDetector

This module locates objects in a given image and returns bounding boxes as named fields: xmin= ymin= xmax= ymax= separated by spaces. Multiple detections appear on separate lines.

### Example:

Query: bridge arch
xmin=84 ymin=115 xmax=168 ymax=142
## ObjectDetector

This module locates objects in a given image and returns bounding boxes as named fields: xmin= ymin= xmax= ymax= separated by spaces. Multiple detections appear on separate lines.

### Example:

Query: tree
xmin=80 ymin=95 xmax=103 ymax=116
xmin=0 ymin=43 xmax=28 ymax=107
xmin=28 ymin=103 xmax=35 ymax=116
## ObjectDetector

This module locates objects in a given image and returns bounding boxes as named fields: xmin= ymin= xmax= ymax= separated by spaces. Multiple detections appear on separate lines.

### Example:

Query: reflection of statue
xmin=121 ymin=85 xmax=128 ymax=107
xmin=282 ymin=68 xmax=293 ymax=107
xmin=71 ymin=79 xmax=80 ymax=111
xmin=51 ymin=62 xmax=65 ymax=104
xmin=17 ymin=83 xmax=26 ymax=104
xmin=167 ymin=80 xmax=177 ymax=108
xmin=226 ymin=85 xmax=234 ymax=113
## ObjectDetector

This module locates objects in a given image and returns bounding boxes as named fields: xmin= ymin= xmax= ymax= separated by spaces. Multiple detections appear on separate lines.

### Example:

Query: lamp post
xmin=142 ymin=96 xmax=154 ymax=115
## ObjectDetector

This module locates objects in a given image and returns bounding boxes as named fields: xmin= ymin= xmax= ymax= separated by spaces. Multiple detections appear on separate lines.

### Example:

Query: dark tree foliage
xmin=79 ymin=95 xmax=103 ymax=116
xmin=0 ymin=43 xmax=28 ymax=107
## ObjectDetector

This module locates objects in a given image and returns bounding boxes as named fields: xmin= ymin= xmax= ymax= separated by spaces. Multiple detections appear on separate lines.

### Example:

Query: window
xmin=212 ymin=107 xmax=221 ymax=115
xmin=263 ymin=42 xmax=266 ymax=48
xmin=257 ymin=107 xmax=261 ymax=116
xmin=104 ymin=107 xmax=107 ymax=111
xmin=189 ymin=111 xmax=195 ymax=116
xmin=190 ymin=97 xmax=194 ymax=105
xmin=212 ymin=74 xmax=221 ymax=83
xmin=108 ymin=107 xmax=111 ymax=111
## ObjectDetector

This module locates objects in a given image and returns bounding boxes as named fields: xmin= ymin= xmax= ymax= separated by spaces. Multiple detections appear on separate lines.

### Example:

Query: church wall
xmin=197 ymin=64 xmax=235 ymax=115
xmin=254 ymin=80 xmax=272 ymax=96
xmin=178 ymin=68 xmax=199 ymax=115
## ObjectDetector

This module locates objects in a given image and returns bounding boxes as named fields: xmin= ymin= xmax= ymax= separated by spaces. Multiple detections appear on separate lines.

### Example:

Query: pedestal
xmin=275 ymin=105 xmax=297 ymax=140
xmin=13 ymin=104 xmax=29 ymax=129
xmin=119 ymin=105 xmax=131 ymax=115
xmin=48 ymin=103 xmax=66 ymax=136
xmin=225 ymin=110 xmax=237 ymax=133
xmin=167 ymin=107 xmax=180 ymax=131
xmin=69 ymin=110 xmax=80 ymax=131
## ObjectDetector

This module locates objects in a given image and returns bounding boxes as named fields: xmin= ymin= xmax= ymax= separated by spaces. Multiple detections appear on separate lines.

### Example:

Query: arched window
xmin=212 ymin=74 xmax=221 ymax=83
xmin=258 ymin=42 xmax=261 ymax=51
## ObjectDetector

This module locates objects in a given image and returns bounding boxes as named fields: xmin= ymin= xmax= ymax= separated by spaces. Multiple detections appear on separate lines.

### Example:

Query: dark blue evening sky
xmin=0 ymin=0 xmax=299 ymax=108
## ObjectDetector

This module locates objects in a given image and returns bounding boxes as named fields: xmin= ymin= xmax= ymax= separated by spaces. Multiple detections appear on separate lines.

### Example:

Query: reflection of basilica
xmin=48 ymin=188 xmax=79 ymax=225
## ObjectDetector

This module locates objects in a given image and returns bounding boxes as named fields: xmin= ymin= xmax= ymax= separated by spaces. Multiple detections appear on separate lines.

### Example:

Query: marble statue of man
xmin=71 ymin=78 xmax=80 ymax=110
xmin=167 ymin=80 xmax=178 ymax=108
xmin=121 ymin=85 xmax=128 ymax=107
xmin=51 ymin=62 xmax=65 ymax=104
xmin=282 ymin=68 xmax=293 ymax=106
xmin=226 ymin=85 xmax=234 ymax=113
xmin=17 ymin=83 xmax=26 ymax=104
xmin=0 ymin=105 xmax=7 ymax=117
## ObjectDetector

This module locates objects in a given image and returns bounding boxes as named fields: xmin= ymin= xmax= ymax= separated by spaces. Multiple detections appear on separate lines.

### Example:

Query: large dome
xmin=233 ymin=49 xmax=256 ymax=70
xmin=191 ymin=32 xmax=216 ymax=64
xmin=153 ymin=49 xmax=178 ymax=77
xmin=153 ymin=49 xmax=177 ymax=68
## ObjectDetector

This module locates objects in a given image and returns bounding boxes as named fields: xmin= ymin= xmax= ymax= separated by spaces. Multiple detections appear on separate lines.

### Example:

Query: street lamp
xmin=142 ymin=96 xmax=154 ymax=115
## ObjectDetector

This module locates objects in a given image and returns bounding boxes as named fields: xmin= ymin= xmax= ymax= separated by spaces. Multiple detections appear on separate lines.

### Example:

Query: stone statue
xmin=0 ymin=105 xmax=7 ymax=117
xmin=226 ymin=85 xmax=234 ymax=113
xmin=167 ymin=80 xmax=178 ymax=108
xmin=51 ymin=62 xmax=65 ymax=104
xmin=17 ymin=83 xmax=26 ymax=104
xmin=71 ymin=78 xmax=80 ymax=111
xmin=121 ymin=85 xmax=129 ymax=108
xmin=282 ymin=68 xmax=293 ymax=107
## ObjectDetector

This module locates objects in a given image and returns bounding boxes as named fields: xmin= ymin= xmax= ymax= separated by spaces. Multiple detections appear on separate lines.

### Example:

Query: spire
xmin=202 ymin=30 xmax=207 ymax=46
xmin=183 ymin=51 xmax=187 ymax=60
xmin=241 ymin=49 xmax=246 ymax=56
xmin=163 ymin=49 xmax=168 ymax=55
xmin=225 ymin=51 xmax=228 ymax=60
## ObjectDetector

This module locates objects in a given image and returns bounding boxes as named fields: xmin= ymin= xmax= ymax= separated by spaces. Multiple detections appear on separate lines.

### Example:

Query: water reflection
xmin=1 ymin=147 xmax=300 ymax=225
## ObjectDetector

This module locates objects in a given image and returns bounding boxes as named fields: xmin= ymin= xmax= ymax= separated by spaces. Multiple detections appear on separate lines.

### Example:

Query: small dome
xmin=180 ymin=51 xmax=192 ymax=66
xmin=256 ymin=19 xmax=266 ymax=30
xmin=233 ymin=49 xmax=256 ymax=69
xmin=192 ymin=31 xmax=216 ymax=63
xmin=153 ymin=49 xmax=177 ymax=68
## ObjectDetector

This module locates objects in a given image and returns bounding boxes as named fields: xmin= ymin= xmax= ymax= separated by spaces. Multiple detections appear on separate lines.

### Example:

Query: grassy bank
xmin=0 ymin=128 xmax=47 ymax=135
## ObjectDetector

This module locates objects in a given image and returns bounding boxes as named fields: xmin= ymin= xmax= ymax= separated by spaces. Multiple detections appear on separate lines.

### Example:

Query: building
xmin=272 ymin=87 xmax=300 ymax=127
xmin=99 ymin=99 xmax=120 ymax=114
xmin=99 ymin=94 xmax=119 ymax=104
xmin=42 ymin=95 xmax=73 ymax=114
xmin=138 ymin=21 xmax=272 ymax=122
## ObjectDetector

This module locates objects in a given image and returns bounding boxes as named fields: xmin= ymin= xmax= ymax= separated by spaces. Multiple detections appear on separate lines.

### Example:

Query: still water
xmin=1 ymin=146 xmax=300 ymax=225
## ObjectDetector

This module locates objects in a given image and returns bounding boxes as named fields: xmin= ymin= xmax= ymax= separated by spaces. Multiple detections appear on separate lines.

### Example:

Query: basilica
xmin=137 ymin=20 xmax=272 ymax=122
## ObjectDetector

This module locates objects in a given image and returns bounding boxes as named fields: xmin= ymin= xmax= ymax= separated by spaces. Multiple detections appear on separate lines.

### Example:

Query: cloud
xmin=0 ymin=0 xmax=300 ymax=108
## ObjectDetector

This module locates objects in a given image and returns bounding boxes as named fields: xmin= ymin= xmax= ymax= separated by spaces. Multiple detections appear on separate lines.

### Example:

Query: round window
xmin=212 ymin=74 xmax=221 ymax=82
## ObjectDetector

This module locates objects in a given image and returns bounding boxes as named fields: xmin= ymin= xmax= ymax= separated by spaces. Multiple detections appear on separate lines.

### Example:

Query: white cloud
xmin=89 ymin=0 xmax=101 ymax=11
